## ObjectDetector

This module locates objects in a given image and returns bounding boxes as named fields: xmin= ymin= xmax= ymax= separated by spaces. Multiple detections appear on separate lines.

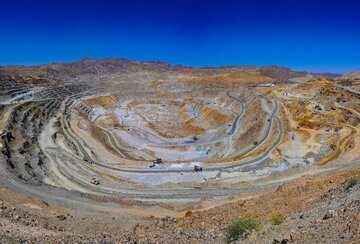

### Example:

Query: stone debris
xmin=323 ymin=210 xmax=337 ymax=220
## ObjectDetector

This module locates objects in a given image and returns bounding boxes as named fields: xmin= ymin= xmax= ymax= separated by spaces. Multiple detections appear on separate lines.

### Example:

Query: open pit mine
xmin=0 ymin=59 xmax=359 ymax=243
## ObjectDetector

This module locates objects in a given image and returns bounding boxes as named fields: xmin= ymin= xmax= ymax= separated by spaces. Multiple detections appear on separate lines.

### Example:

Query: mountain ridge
xmin=0 ymin=58 xmax=345 ymax=81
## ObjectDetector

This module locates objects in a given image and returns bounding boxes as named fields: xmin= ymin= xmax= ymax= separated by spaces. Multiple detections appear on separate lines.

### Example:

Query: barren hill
xmin=336 ymin=71 xmax=360 ymax=81
xmin=0 ymin=58 xmax=339 ymax=81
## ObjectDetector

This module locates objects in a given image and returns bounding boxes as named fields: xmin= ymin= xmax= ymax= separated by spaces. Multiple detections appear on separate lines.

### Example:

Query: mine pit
xmin=0 ymin=60 xmax=359 ymax=243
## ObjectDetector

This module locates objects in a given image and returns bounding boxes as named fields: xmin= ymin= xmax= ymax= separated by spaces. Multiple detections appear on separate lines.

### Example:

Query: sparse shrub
xmin=270 ymin=213 xmax=285 ymax=225
xmin=225 ymin=218 xmax=260 ymax=243
xmin=346 ymin=177 xmax=358 ymax=190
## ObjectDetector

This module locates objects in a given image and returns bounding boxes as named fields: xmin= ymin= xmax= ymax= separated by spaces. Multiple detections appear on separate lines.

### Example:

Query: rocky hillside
xmin=0 ymin=58 xmax=339 ymax=82
xmin=336 ymin=71 xmax=360 ymax=81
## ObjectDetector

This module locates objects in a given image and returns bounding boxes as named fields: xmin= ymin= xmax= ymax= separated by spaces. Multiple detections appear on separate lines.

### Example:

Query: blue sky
xmin=0 ymin=0 xmax=359 ymax=72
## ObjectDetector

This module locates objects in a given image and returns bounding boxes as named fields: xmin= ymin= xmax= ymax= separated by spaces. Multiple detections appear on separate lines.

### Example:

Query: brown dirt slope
xmin=1 ymin=167 xmax=359 ymax=243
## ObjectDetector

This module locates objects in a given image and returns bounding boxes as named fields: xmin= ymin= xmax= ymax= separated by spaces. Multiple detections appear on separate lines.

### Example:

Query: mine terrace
xmin=0 ymin=59 xmax=359 ymax=242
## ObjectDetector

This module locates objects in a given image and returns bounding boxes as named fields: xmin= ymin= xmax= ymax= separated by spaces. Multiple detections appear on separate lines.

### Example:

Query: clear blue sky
xmin=0 ymin=0 xmax=359 ymax=73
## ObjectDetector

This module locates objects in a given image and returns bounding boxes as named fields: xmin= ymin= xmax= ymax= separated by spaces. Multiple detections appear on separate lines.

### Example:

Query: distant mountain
xmin=206 ymin=65 xmax=339 ymax=82
xmin=258 ymin=66 xmax=340 ymax=81
xmin=0 ymin=58 xmax=190 ymax=78
xmin=0 ymin=58 xmax=341 ymax=81
xmin=43 ymin=58 xmax=191 ymax=76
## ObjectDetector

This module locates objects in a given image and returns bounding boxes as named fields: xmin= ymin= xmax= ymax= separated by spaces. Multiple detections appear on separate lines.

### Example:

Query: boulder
xmin=323 ymin=209 xmax=336 ymax=220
